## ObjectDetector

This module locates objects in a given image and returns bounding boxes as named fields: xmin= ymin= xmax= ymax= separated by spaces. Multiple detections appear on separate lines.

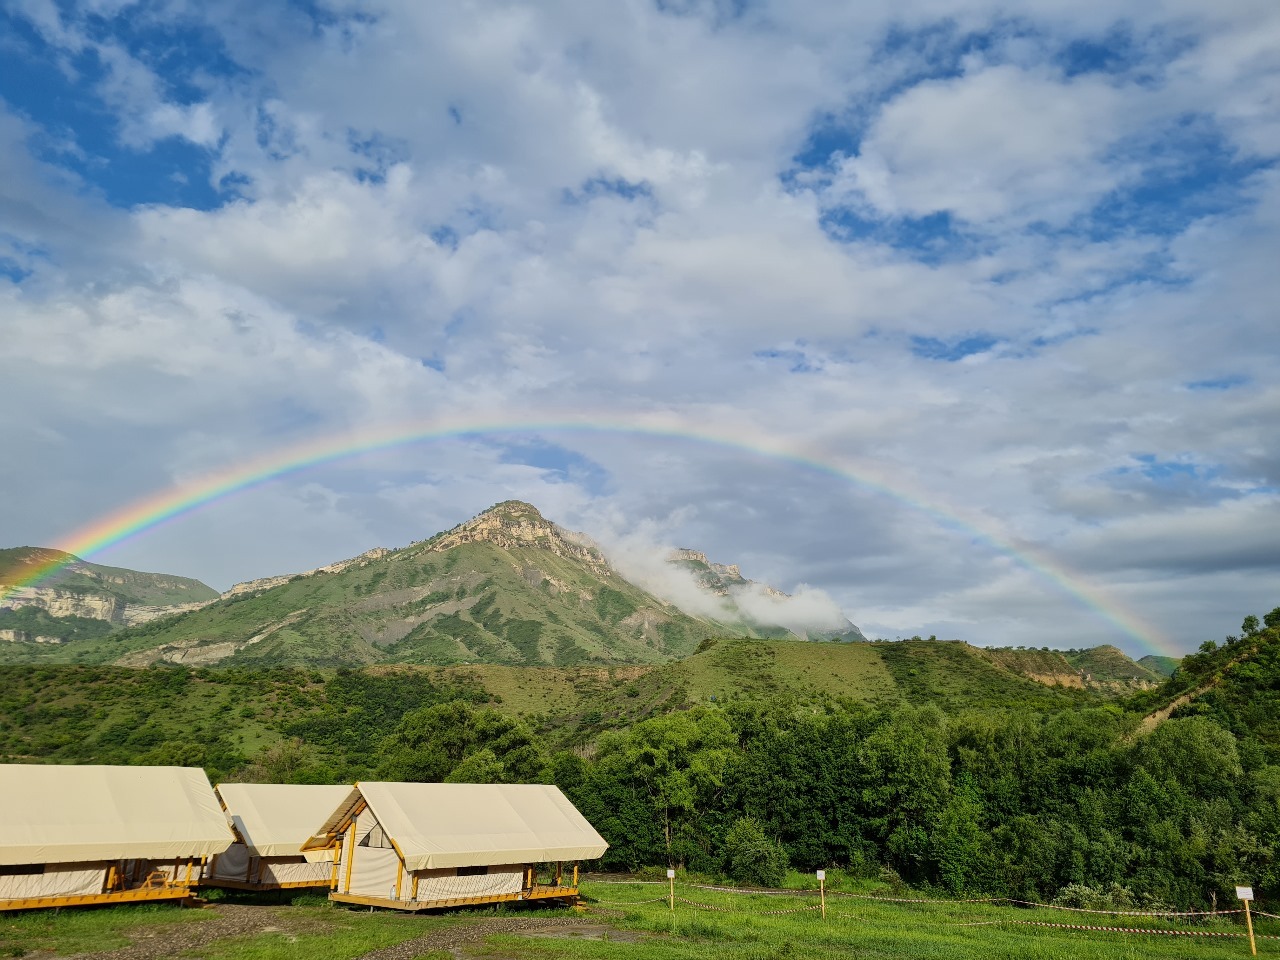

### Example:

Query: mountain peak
xmin=427 ymin=502 xmax=609 ymax=573
xmin=479 ymin=500 xmax=546 ymax=521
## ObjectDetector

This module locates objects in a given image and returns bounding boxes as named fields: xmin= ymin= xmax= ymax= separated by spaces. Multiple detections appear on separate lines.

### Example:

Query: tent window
xmin=457 ymin=866 xmax=488 ymax=876
xmin=0 ymin=864 xmax=43 ymax=876
xmin=358 ymin=823 xmax=395 ymax=849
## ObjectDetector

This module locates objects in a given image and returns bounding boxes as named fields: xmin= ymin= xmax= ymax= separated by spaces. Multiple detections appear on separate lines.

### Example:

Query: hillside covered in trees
xmin=2 ymin=607 xmax=1277 ymax=910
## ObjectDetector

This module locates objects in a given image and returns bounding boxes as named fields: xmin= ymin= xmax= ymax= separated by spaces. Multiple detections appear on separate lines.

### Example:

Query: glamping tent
xmin=207 ymin=783 xmax=352 ymax=890
xmin=0 ymin=764 xmax=234 ymax=911
xmin=303 ymin=782 xmax=608 ymax=911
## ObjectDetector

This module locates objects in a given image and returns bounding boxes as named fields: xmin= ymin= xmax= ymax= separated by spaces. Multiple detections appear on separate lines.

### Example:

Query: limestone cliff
xmin=0 ymin=546 xmax=219 ymax=641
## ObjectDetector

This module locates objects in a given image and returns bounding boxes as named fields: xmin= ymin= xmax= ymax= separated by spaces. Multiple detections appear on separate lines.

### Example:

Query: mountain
xmin=0 ymin=547 xmax=219 ymax=644
xmin=668 ymin=548 xmax=867 ymax=641
xmin=59 ymin=501 xmax=718 ymax=668
xmin=1137 ymin=654 xmax=1181 ymax=678
xmin=973 ymin=643 xmax=1161 ymax=692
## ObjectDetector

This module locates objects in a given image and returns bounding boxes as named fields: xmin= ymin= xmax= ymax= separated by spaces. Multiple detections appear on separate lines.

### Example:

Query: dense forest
xmin=2 ymin=609 xmax=1278 ymax=910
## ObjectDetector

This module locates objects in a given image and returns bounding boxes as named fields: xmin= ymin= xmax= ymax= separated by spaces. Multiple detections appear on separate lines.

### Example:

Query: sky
xmin=1 ymin=0 xmax=1278 ymax=658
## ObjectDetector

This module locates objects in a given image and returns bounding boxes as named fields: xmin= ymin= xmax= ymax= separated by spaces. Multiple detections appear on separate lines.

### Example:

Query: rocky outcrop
xmin=223 ymin=546 xmax=392 ymax=598
xmin=116 ymin=610 xmax=309 ymax=666
xmin=427 ymin=502 xmax=613 ymax=576
xmin=0 ymin=587 xmax=216 ymax=627
xmin=120 ymin=601 xmax=217 ymax=626
xmin=0 ymin=588 xmax=125 ymax=622
xmin=0 ymin=628 xmax=61 ymax=644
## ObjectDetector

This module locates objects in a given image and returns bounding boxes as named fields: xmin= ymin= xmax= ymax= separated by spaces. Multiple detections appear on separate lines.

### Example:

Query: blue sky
xmin=1 ymin=0 xmax=1278 ymax=654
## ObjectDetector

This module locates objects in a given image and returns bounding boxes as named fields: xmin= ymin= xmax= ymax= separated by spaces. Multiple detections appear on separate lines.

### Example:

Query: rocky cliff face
xmin=0 ymin=547 xmax=220 ymax=641
xmin=425 ymin=501 xmax=613 ymax=576
xmin=0 ymin=587 xmax=124 ymax=622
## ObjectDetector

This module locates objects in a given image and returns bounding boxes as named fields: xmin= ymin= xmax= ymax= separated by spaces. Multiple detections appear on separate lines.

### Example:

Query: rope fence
xmin=1002 ymin=898 xmax=1245 ymax=917
xmin=954 ymin=919 xmax=1280 ymax=941
xmin=676 ymin=896 xmax=823 ymax=916
xmin=580 ymin=875 xmax=1278 ymax=948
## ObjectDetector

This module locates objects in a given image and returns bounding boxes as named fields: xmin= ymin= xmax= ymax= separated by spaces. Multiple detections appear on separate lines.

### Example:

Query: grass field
xmin=3 ymin=880 xmax=1275 ymax=959
xmin=576 ymin=877 xmax=1277 ymax=960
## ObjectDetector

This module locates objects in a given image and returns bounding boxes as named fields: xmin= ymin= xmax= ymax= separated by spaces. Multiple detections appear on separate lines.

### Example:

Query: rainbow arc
xmin=0 ymin=412 xmax=1169 ymax=655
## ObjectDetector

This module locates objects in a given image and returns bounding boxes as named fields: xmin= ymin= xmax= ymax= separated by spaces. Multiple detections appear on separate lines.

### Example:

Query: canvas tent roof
xmin=305 ymin=782 xmax=608 ymax=871
xmin=0 ymin=764 xmax=235 ymax=866
xmin=216 ymin=783 xmax=353 ymax=858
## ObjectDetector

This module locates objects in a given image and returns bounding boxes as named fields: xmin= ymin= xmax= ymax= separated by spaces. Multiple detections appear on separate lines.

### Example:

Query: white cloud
xmin=1 ymin=0 xmax=1279 ymax=657
xmin=827 ymin=64 xmax=1133 ymax=226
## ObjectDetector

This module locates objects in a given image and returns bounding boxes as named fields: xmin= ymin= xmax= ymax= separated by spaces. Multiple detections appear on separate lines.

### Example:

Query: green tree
xmin=722 ymin=817 xmax=789 ymax=887
xmin=377 ymin=701 xmax=546 ymax=783
xmin=584 ymin=708 xmax=735 ymax=868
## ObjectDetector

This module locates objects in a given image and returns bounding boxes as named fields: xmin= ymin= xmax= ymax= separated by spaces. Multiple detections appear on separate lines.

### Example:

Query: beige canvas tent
xmin=0 ymin=764 xmax=234 ymax=911
xmin=207 ymin=783 xmax=352 ymax=890
xmin=303 ymin=782 xmax=608 ymax=911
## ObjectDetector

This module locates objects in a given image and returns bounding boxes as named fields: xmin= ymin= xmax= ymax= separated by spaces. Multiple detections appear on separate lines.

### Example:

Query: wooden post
xmin=667 ymin=868 xmax=675 ymax=911
xmin=1237 ymin=886 xmax=1257 ymax=957
xmin=343 ymin=823 xmax=357 ymax=895
xmin=817 ymin=870 xmax=826 ymax=920
xmin=395 ymin=859 xmax=403 ymax=901
xmin=573 ymin=864 xmax=579 ymax=888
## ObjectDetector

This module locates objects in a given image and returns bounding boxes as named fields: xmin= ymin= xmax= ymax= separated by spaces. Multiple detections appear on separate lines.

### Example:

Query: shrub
xmin=722 ymin=817 xmax=789 ymax=888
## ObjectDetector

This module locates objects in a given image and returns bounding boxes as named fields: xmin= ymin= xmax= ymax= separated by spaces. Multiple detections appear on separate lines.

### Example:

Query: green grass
xmin=3 ymin=886 xmax=1273 ymax=959
xmin=571 ymin=880 xmax=1276 ymax=960
xmin=186 ymin=911 xmax=441 ymax=960
xmin=0 ymin=901 xmax=211 ymax=956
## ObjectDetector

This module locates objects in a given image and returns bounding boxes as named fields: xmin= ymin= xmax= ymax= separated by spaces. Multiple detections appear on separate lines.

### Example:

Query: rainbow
xmin=1 ymin=411 xmax=1170 ymax=654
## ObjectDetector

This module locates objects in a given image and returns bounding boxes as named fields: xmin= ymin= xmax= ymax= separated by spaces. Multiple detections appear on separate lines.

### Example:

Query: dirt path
xmin=1136 ymin=686 xmax=1205 ymax=736
xmin=1133 ymin=641 xmax=1262 ymax=737
xmin=355 ymin=915 xmax=612 ymax=960
xmin=61 ymin=904 xmax=315 ymax=960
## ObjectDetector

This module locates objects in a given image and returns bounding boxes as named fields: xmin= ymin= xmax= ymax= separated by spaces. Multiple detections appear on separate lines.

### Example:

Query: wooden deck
xmin=330 ymin=884 xmax=581 ymax=913
xmin=0 ymin=885 xmax=194 ymax=912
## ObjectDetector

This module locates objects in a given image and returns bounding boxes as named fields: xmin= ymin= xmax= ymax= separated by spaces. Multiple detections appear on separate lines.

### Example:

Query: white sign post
xmin=816 ymin=870 xmax=826 ymax=919
xmin=667 ymin=869 xmax=676 ymax=911
xmin=1237 ymin=886 xmax=1256 ymax=956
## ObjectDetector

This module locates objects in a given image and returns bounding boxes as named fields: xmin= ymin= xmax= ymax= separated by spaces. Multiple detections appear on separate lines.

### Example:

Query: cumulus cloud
xmin=728 ymin=581 xmax=854 ymax=637
xmin=828 ymin=65 xmax=1134 ymax=227
xmin=1 ymin=0 xmax=1279 ymax=656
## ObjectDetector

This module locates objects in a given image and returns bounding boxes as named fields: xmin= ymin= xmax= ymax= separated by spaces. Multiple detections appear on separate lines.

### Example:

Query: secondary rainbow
xmin=1 ymin=413 xmax=1170 ymax=655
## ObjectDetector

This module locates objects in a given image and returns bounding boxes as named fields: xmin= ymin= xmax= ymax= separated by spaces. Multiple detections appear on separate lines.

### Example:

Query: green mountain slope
xmin=65 ymin=502 xmax=716 ymax=668
xmin=1137 ymin=654 xmax=1181 ymax=677
xmin=0 ymin=635 xmax=1115 ymax=775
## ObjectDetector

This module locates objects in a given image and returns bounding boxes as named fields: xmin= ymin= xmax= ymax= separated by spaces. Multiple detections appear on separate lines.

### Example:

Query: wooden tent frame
xmin=324 ymin=797 xmax=583 ymax=912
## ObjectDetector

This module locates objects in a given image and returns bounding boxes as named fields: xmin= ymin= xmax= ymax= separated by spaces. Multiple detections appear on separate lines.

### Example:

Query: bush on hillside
xmin=722 ymin=817 xmax=789 ymax=888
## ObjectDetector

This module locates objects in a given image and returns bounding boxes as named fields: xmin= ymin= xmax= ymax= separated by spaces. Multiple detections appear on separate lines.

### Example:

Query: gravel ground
xmin=59 ymin=903 xmax=319 ymax=960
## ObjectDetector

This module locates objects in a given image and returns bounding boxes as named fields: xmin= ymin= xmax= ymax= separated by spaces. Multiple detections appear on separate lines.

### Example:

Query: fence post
xmin=668 ymin=869 xmax=675 ymax=912
xmin=817 ymin=870 xmax=826 ymax=920
xmin=1236 ymin=886 xmax=1257 ymax=957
